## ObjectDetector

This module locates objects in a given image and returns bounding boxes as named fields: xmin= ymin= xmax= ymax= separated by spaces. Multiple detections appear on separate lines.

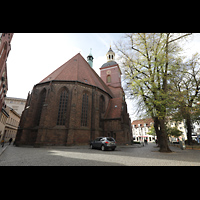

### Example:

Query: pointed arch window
xmin=81 ymin=93 xmax=89 ymax=126
xmin=99 ymin=95 xmax=105 ymax=128
xmin=57 ymin=90 xmax=69 ymax=125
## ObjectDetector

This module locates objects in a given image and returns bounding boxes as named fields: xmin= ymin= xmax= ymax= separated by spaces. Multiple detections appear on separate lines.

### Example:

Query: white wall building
xmin=132 ymin=118 xmax=188 ymax=143
xmin=132 ymin=118 xmax=154 ymax=142
xmin=168 ymin=120 xmax=187 ymax=142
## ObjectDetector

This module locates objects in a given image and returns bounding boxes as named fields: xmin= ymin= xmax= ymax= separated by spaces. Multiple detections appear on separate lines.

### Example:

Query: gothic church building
xmin=15 ymin=47 xmax=132 ymax=146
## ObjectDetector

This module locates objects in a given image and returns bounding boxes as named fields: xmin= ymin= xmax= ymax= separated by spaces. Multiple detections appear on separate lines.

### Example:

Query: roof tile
xmin=105 ymin=98 xmax=122 ymax=119
xmin=39 ymin=53 xmax=113 ymax=96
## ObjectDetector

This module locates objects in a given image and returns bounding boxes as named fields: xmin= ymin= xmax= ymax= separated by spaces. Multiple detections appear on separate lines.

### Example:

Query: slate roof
xmin=39 ymin=53 xmax=114 ymax=97
xmin=100 ymin=61 xmax=118 ymax=68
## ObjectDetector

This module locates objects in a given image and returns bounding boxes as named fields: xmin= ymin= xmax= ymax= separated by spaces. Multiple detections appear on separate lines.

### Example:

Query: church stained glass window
xmin=57 ymin=90 xmax=69 ymax=125
xmin=81 ymin=93 xmax=88 ymax=126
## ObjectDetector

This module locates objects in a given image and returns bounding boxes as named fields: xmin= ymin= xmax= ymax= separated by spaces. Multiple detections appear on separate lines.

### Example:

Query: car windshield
xmin=107 ymin=137 xmax=115 ymax=141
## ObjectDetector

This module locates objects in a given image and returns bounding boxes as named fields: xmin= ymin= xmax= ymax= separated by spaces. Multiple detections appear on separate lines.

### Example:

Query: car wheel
xmin=90 ymin=144 xmax=93 ymax=149
xmin=101 ymin=145 xmax=105 ymax=151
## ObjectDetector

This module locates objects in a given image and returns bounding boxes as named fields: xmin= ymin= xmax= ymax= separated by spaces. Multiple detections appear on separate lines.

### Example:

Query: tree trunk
xmin=153 ymin=117 xmax=160 ymax=147
xmin=185 ymin=116 xmax=192 ymax=145
xmin=154 ymin=33 xmax=171 ymax=153
xmin=157 ymin=118 xmax=172 ymax=152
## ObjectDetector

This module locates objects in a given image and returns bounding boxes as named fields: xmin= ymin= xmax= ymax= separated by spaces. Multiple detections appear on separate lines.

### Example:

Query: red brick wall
xmin=16 ymin=80 xmax=132 ymax=146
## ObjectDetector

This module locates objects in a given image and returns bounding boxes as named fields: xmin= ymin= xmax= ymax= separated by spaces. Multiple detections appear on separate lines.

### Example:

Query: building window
xmin=57 ymin=90 xmax=69 ymax=125
xmin=107 ymin=75 xmax=111 ymax=83
xmin=81 ymin=93 xmax=88 ymax=126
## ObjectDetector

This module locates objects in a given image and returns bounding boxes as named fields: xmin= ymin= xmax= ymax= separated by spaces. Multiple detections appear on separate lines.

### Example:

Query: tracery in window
xmin=81 ymin=93 xmax=88 ymax=126
xmin=57 ymin=89 xmax=69 ymax=125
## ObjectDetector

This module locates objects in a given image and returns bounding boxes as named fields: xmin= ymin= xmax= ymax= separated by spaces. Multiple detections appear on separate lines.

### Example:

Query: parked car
xmin=90 ymin=137 xmax=116 ymax=151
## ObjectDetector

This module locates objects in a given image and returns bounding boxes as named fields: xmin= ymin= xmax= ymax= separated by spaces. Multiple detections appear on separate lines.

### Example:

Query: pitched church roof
xmin=39 ymin=53 xmax=113 ymax=97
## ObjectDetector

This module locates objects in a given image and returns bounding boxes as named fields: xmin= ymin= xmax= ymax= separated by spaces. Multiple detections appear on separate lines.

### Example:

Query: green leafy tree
xmin=170 ymin=53 xmax=200 ymax=144
xmin=115 ymin=33 xmax=192 ymax=152
xmin=147 ymin=125 xmax=156 ymax=137
xmin=167 ymin=127 xmax=182 ymax=138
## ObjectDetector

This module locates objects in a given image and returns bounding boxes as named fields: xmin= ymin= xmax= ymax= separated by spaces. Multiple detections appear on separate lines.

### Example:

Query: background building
xmin=0 ymin=33 xmax=13 ymax=111
xmin=5 ymin=97 xmax=26 ymax=116
xmin=0 ymin=106 xmax=9 ymax=141
xmin=168 ymin=120 xmax=187 ymax=142
xmin=132 ymin=118 xmax=154 ymax=142
xmin=3 ymin=106 xmax=20 ymax=142
xmin=0 ymin=106 xmax=20 ymax=142
xmin=132 ymin=118 xmax=188 ymax=143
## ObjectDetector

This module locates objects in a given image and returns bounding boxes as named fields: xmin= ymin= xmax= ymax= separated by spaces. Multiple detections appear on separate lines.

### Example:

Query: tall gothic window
xmin=36 ymin=89 xmax=46 ymax=126
xmin=81 ymin=93 xmax=88 ymax=126
xmin=57 ymin=89 xmax=69 ymax=125
xmin=99 ymin=95 xmax=105 ymax=128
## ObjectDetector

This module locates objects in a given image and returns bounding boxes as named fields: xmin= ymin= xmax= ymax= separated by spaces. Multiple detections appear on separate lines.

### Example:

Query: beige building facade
xmin=1 ymin=106 xmax=20 ymax=142
xmin=0 ymin=107 xmax=9 ymax=141
xmin=5 ymin=97 xmax=26 ymax=116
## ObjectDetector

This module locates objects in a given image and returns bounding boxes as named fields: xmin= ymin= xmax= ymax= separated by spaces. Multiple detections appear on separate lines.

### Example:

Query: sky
xmin=6 ymin=33 xmax=200 ymax=121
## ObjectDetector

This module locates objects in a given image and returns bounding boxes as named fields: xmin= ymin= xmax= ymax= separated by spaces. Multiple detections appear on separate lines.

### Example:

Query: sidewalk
xmin=0 ymin=143 xmax=9 ymax=156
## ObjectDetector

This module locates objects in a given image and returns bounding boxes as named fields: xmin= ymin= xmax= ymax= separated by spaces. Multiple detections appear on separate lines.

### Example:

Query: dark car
xmin=90 ymin=137 xmax=116 ymax=151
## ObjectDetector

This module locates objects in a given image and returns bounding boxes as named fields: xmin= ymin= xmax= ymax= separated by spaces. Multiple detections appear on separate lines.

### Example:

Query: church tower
xmin=87 ymin=48 xmax=94 ymax=68
xmin=100 ymin=46 xmax=122 ymax=89
xmin=106 ymin=46 xmax=115 ymax=62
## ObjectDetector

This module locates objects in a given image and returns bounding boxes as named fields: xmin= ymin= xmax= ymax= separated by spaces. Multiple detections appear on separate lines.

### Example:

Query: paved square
xmin=0 ymin=143 xmax=200 ymax=166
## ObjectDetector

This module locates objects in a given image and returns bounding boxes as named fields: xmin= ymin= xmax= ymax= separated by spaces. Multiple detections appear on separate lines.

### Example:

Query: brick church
xmin=15 ymin=47 xmax=132 ymax=146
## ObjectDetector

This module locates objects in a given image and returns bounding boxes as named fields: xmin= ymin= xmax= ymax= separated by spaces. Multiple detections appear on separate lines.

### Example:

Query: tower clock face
xmin=107 ymin=70 xmax=111 ymax=75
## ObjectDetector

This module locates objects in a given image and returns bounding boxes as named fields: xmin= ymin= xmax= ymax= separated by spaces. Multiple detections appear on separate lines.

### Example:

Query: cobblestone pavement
xmin=0 ymin=142 xmax=200 ymax=166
